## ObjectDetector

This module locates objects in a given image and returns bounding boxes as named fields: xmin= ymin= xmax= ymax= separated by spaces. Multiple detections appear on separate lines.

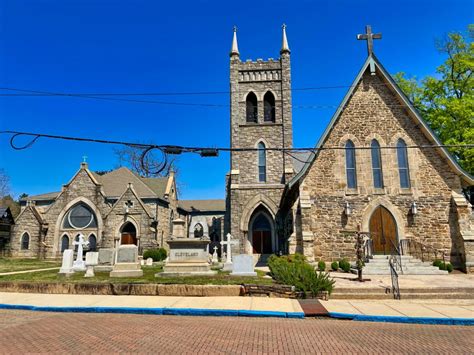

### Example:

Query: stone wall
xmin=294 ymin=69 xmax=467 ymax=266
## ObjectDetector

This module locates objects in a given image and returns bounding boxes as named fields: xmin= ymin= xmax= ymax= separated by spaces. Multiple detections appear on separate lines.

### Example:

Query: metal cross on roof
xmin=82 ymin=155 xmax=88 ymax=163
xmin=357 ymin=25 xmax=382 ymax=56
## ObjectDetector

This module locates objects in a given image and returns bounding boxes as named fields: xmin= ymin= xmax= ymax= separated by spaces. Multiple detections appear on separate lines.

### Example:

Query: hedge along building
xmin=281 ymin=50 xmax=474 ymax=271
xmin=10 ymin=162 xmax=179 ymax=259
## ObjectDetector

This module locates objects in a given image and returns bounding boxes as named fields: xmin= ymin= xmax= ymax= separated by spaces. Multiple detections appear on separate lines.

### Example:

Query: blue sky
xmin=0 ymin=0 xmax=472 ymax=199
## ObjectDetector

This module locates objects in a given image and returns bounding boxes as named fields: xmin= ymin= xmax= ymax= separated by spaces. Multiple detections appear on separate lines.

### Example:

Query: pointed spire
xmin=230 ymin=26 xmax=240 ymax=57
xmin=280 ymin=24 xmax=290 ymax=54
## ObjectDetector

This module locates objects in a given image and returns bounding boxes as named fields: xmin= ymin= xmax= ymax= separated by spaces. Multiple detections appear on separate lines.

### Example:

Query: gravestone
xmin=231 ymin=254 xmax=257 ymax=277
xmin=58 ymin=249 xmax=74 ymax=276
xmin=84 ymin=252 xmax=99 ymax=278
xmin=110 ymin=245 xmax=143 ymax=278
xmin=212 ymin=246 xmax=218 ymax=263
xmin=146 ymin=258 xmax=153 ymax=266
xmin=72 ymin=234 xmax=89 ymax=272
xmin=220 ymin=233 xmax=239 ymax=271
xmin=95 ymin=248 xmax=115 ymax=272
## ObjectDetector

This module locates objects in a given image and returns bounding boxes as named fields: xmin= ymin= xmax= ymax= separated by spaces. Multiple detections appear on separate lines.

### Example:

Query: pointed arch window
xmin=62 ymin=203 xmax=97 ymax=230
xmin=397 ymin=139 xmax=411 ymax=188
xmin=21 ymin=232 xmax=30 ymax=250
xmin=61 ymin=234 xmax=69 ymax=253
xmin=371 ymin=139 xmax=383 ymax=188
xmin=88 ymin=234 xmax=97 ymax=251
xmin=263 ymin=92 xmax=275 ymax=122
xmin=194 ymin=223 xmax=204 ymax=238
xmin=345 ymin=140 xmax=357 ymax=189
xmin=258 ymin=142 xmax=266 ymax=182
xmin=246 ymin=92 xmax=258 ymax=123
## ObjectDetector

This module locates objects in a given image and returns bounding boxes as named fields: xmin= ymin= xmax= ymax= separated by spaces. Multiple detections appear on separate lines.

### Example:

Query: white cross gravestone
xmin=84 ymin=252 xmax=99 ymax=278
xmin=73 ymin=234 xmax=89 ymax=272
xmin=58 ymin=249 xmax=74 ymax=276
xmin=212 ymin=246 xmax=218 ymax=263
xmin=220 ymin=233 xmax=239 ymax=271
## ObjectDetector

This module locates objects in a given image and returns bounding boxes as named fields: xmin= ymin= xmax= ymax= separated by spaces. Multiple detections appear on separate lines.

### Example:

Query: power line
xmin=0 ymin=86 xmax=422 ymax=110
xmin=1 ymin=130 xmax=472 ymax=153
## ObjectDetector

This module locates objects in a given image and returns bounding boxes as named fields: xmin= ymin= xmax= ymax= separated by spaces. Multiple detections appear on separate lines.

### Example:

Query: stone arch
xmin=116 ymin=216 xmax=140 ymax=244
xmin=240 ymin=194 xmax=278 ymax=232
xmin=21 ymin=231 xmax=30 ymax=250
xmin=189 ymin=217 xmax=209 ymax=238
xmin=389 ymin=133 xmax=418 ymax=193
xmin=248 ymin=205 xmax=276 ymax=254
xmin=53 ymin=197 xmax=103 ymax=255
xmin=335 ymin=134 xmax=363 ymax=191
xmin=361 ymin=197 xmax=406 ymax=241
xmin=60 ymin=233 xmax=70 ymax=252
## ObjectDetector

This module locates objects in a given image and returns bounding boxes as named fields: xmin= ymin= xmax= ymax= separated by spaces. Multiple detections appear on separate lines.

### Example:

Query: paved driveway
xmin=0 ymin=310 xmax=472 ymax=353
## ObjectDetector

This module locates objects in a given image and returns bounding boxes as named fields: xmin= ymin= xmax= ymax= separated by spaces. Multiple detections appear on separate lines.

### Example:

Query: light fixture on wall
xmin=410 ymin=201 xmax=418 ymax=215
xmin=344 ymin=201 xmax=352 ymax=216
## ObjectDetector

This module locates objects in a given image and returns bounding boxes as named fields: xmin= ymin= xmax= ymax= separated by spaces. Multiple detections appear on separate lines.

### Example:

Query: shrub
xmin=143 ymin=248 xmax=167 ymax=262
xmin=317 ymin=261 xmax=326 ymax=272
xmin=268 ymin=254 xmax=335 ymax=297
xmin=339 ymin=258 xmax=351 ymax=273
xmin=438 ymin=262 xmax=447 ymax=271
xmin=433 ymin=260 xmax=443 ymax=268
xmin=331 ymin=261 xmax=339 ymax=271
xmin=446 ymin=263 xmax=454 ymax=273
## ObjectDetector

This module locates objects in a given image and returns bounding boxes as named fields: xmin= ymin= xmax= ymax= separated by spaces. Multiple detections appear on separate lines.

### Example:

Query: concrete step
xmin=331 ymin=292 xmax=474 ymax=300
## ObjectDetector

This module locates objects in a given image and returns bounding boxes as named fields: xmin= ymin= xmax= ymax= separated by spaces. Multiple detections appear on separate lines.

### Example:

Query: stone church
xmin=225 ymin=26 xmax=473 ymax=272
xmin=9 ymin=165 xmax=224 ymax=259
xmin=7 ymin=26 xmax=474 ymax=272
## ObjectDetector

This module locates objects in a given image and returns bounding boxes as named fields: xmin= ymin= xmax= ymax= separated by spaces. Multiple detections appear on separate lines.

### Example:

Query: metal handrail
xmin=389 ymin=256 xmax=401 ymax=300
xmin=388 ymin=238 xmax=403 ymax=275
xmin=363 ymin=238 xmax=374 ymax=262
xmin=399 ymin=239 xmax=445 ymax=263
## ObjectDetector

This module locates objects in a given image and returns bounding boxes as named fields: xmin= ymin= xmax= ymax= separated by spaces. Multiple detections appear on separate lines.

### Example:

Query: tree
xmin=0 ymin=195 xmax=20 ymax=217
xmin=114 ymin=145 xmax=177 ymax=178
xmin=394 ymin=26 xmax=474 ymax=174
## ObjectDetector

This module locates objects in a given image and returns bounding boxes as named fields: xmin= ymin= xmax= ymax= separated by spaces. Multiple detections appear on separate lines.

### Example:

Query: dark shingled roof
xmin=179 ymin=199 xmax=226 ymax=212
xmin=26 ymin=167 xmax=171 ymax=201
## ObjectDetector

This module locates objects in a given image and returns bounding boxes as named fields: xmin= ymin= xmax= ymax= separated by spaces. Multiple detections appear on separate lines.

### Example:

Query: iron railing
xmin=389 ymin=256 xmax=401 ymax=300
xmin=362 ymin=237 xmax=374 ymax=262
xmin=389 ymin=238 xmax=403 ymax=275
xmin=399 ymin=239 xmax=446 ymax=263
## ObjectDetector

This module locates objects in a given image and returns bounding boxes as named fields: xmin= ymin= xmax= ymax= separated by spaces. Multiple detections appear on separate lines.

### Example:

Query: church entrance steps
xmin=362 ymin=255 xmax=449 ymax=275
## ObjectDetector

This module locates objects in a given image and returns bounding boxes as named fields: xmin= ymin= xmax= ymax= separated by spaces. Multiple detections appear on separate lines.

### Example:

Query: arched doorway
xmin=369 ymin=206 xmax=398 ymax=254
xmin=121 ymin=222 xmax=137 ymax=245
xmin=249 ymin=207 xmax=274 ymax=254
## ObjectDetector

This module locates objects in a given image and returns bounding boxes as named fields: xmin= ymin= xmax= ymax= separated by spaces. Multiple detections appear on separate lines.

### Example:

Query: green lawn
xmin=0 ymin=258 xmax=61 ymax=273
xmin=0 ymin=264 xmax=274 ymax=285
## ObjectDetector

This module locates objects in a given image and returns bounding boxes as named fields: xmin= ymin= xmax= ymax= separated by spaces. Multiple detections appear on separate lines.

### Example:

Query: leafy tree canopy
xmin=394 ymin=26 xmax=473 ymax=175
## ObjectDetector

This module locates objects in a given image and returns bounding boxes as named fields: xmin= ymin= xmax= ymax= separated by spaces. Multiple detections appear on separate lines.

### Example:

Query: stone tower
xmin=227 ymin=25 xmax=293 ymax=256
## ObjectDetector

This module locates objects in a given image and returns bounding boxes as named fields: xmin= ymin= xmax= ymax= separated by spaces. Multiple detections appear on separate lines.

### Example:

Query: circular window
xmin=67 ymin=204 xmax=95 ymax=229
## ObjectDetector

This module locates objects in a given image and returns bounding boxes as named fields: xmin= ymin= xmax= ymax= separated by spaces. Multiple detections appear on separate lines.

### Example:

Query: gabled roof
xmin=25 ymin=166 xmax=172 ymax=203
xmin=289 ymin=54 xmax=474 ymax=188
xmin=178 ymin=199 xmax=226 ymax=212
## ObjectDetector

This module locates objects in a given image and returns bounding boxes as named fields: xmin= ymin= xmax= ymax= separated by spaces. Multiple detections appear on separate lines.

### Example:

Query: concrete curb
xmin=0 ymin=303 xmax=305 ymax=319
xmin=328 ymin=312 xmax=474 ymax=326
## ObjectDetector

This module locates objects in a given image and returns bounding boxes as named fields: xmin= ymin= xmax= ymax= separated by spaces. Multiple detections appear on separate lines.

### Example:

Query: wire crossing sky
xmin=0 ymin=0 xmax=471 ymax=199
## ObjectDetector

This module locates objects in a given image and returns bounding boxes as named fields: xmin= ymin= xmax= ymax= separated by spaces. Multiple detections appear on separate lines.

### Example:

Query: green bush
xmin=433 ymin=260 xmax=443 ymax=267
xmin=438 ymin=262 xmax=447 ymax=271
xmin=331 ymin=261 xmax=339 ymax=271
xmin=339 ymin=258 xmax=351 ymax=273
xmin=317 ymin=261 xmax=326 ymax=272
xmin=268 ymin=254 xmax=335 ymax=297
xmin=446 ymin=263 xmax=453 ymax=273
xmin=143 ymin=248 xmax=167 ymax=262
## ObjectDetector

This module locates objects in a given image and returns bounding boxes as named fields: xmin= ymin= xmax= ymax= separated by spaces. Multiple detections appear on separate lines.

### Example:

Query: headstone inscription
xmin=110 ymin=245 xmax=143 ymax=278
xmin=95 ymin=248 xmax=115 ymax=272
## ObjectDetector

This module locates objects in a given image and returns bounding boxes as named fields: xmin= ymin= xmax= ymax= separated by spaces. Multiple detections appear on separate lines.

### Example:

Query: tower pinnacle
xmin=230 ymin=26 xmax=240 ymax=57
xmin=280 ymin=24 xmax=290 ymax=54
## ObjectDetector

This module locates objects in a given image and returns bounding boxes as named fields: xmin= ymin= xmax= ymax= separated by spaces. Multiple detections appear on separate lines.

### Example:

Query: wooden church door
xmin=369 ymin=206 xmax=397 ymax=254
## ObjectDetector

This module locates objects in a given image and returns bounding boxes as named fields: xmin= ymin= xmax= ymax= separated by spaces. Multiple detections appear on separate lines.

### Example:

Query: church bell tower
xmin=226 ymin=25 xmax=294 ymax=256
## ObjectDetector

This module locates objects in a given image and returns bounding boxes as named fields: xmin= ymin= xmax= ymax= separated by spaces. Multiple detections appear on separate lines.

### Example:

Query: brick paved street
xmin=0 ymin=310 xmax=473 ymax=353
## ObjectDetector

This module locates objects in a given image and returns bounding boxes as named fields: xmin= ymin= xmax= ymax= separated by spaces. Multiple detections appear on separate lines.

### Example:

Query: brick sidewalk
xmin=0 ymin=310 xmax=473 ymax=353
